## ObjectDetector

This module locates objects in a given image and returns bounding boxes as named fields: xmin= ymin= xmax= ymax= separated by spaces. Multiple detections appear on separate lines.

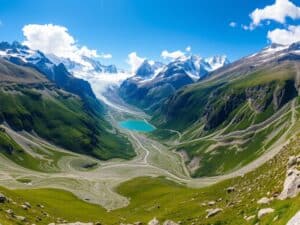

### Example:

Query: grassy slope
xmin=0 ymin=58 xmax=135 ymax=161
xmin=0 ymin=132 xmax=299 ymax=225
xmin=155 ymin=64 xmax=295 ymax=131
xmin=0 ymin=128 xmax=50 ymax=172
xmin=150 ymin=63 xmax=298 ymax=177
xmin=0 ymin=127 xmax=72 ymax=172
xmin=0 ymin=85 xmax=134 ymax=161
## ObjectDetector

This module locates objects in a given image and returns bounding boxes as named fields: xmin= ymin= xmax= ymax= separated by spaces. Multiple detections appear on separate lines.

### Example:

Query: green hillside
xmin=0 ymin=59 xmax=134 ymax=161
xmin=151 ymin=62 xmax=300 ymax=177
xmin=0 ymin=129 xmax=299 ymax=225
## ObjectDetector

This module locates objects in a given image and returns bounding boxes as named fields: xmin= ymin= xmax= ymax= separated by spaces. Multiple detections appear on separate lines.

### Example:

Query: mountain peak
xmin=205 ymin=55 xmax=230 ymax=71
xmin=135 ymin=60 xmax=164 ymax=78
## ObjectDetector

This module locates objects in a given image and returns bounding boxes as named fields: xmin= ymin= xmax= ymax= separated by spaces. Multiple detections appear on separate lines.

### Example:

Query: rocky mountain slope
xmin=0 ymin=46 xmax=134 ymax=161
xmin=151 ymin=42 xmax=300 ymax=177
xmin=119 ymin=55 xmax=229 ymax=112
xmin=0 ymin=42 xmax=97 ymax=98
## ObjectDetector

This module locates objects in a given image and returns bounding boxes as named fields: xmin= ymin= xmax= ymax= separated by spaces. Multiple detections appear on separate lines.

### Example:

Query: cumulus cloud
xmin=127 ymin=52 xmax=145 ymax=74
xmin=22 ymin=24 xmax=112 ymax=65
xmin=229 ymin=22 xmax=237 ymax=28
xmin=268 ymin=25 xmax=300 ymax=45
xmin=250 ymin=0 xmax=300 ymax=27
xmin=161 ymin=50 xmax=185 ymax=60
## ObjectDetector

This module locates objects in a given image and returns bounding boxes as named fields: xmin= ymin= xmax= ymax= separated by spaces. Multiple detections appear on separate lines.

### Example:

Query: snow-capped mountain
xmin=165 ymin=54 xmax=229 ymax=80
xmin=47 ymin=53 xmax=118 ymax=79
xmin=135 ymin=60 xmax=165 ymax=78
xmin=119 ymin=54 xmax=230 ymax=111
xmin=0 ymin=41 xmax=54 ymax=73
xmin=0 ymin=41 xmax=96 ymax=99
xmin=205 ymin=55 xmax=230 ymax=71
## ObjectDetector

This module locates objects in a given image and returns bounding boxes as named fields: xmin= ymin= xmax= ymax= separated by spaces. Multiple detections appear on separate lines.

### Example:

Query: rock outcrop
xmin=0 ymin=193 xmax=7 ymax=203
xmin=278 ymin=155 xmax=300 ymax=200
xmin=257 ymin=208 xmax=274 ymax=219
xmin=162 ymin=220 xmax=179 ymax=225
xmin=257 ymin=197 xmax=272 ymax=205
xmin=206 ymin=208 xmax=223 ymax=218
xmin=286 ymin=211 xmax=300 ymax=225
xmin=148 ymin=218 xmax=160 ymax=225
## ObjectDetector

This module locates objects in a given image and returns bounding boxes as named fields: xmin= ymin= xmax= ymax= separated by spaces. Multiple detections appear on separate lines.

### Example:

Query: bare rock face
xmin=206 ymin=208 xmax=223 ymax=218
xmin=287 ymin=211 xmax=300 ymax=225
xmin=257 ymin=208 xmax=274 ymax=219
xmin=279 ymin=155 xmax=300 ymax=200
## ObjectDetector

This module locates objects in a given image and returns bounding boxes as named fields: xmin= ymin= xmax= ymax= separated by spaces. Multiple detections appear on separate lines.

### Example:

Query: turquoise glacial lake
xmin=119 ymin=119 xmax=156 ymax=132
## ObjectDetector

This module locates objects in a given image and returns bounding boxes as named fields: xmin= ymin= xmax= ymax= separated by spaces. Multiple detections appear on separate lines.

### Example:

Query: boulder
xmin=278 ymin=168 xmax=300 ymax=200
xmin=206 ymin=208 xmax=223 ymax=218
xmin=257 ymin=208 xmax=274 ymax=219
xmin=21 ymin=204 xmax=29 ymax=210
xmin=288 ymin=156 xmax=297 ymax=168
xmin=226 ymin=187 xmax=235 ymax=193
xmin=287 ymin=211 xmax=300 ymax=225
xmin=257 ymin=197 xmax=271 ymax=205
xmin=244 ymin=215 xmax=255 ymax=221
xmin=148 ymin=218 xmax=160 ymax=225
xmin=15 ymin=215 xmax=26 ymax=221
xmin=37 ymin=204 xmax=45 ymax=208
xmin=163 ymin=220 xmax=178 ymax=225
xmin=24 ymin=202 xmax=31 ymax=208
xmin=5 ymin=209 xmax=14 ymax=216
xmin=208 ymin=201 xmax=216 ymax=206
xmin=0 ymin=193 xmax=7 ymax=203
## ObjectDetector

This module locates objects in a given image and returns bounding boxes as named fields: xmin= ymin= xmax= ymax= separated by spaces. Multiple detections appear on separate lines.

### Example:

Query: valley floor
xmin=0 ymin=94 xmax=299 ymax=224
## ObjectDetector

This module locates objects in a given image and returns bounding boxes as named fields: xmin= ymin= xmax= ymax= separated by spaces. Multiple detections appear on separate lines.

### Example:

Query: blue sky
xmin=0 ymin=0 xmax=300 ymax=68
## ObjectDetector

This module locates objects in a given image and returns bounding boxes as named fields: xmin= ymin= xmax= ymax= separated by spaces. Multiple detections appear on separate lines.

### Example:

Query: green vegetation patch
xmin=0 ymin=87 xmax=135 ymax=161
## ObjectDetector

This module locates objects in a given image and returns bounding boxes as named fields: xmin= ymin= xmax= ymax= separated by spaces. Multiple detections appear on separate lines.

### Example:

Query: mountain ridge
xmin=149 ymin=41 xmax=300 ymax=177
xmin=119 ymin=54 xmax=229 ymax=112
xmin=0 ymin=42 xmax=134 ymax=161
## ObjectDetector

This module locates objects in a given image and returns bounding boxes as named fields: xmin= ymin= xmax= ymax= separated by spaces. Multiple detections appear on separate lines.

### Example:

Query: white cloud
xmin=185 ymin=46 xmax=192 ymax=52
xmin=22 ymin=24 xmax=112 ymax=66
xmin=229 ymin=22 xmax=237 ymax=28
xmin=250 ymin=0 xmax=300 ymax=27
xmin=127 ymin=52 xmax=145 ymax=74
xmin=241 ymin=24 xmax=250 ymax=30
xmin=268 ymin=25 xmax=300 ymax=45
xmin=76 ymin=46 xmax=98 ymax=58
xmin=161 ymin=50 xmax=185 ymax=60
